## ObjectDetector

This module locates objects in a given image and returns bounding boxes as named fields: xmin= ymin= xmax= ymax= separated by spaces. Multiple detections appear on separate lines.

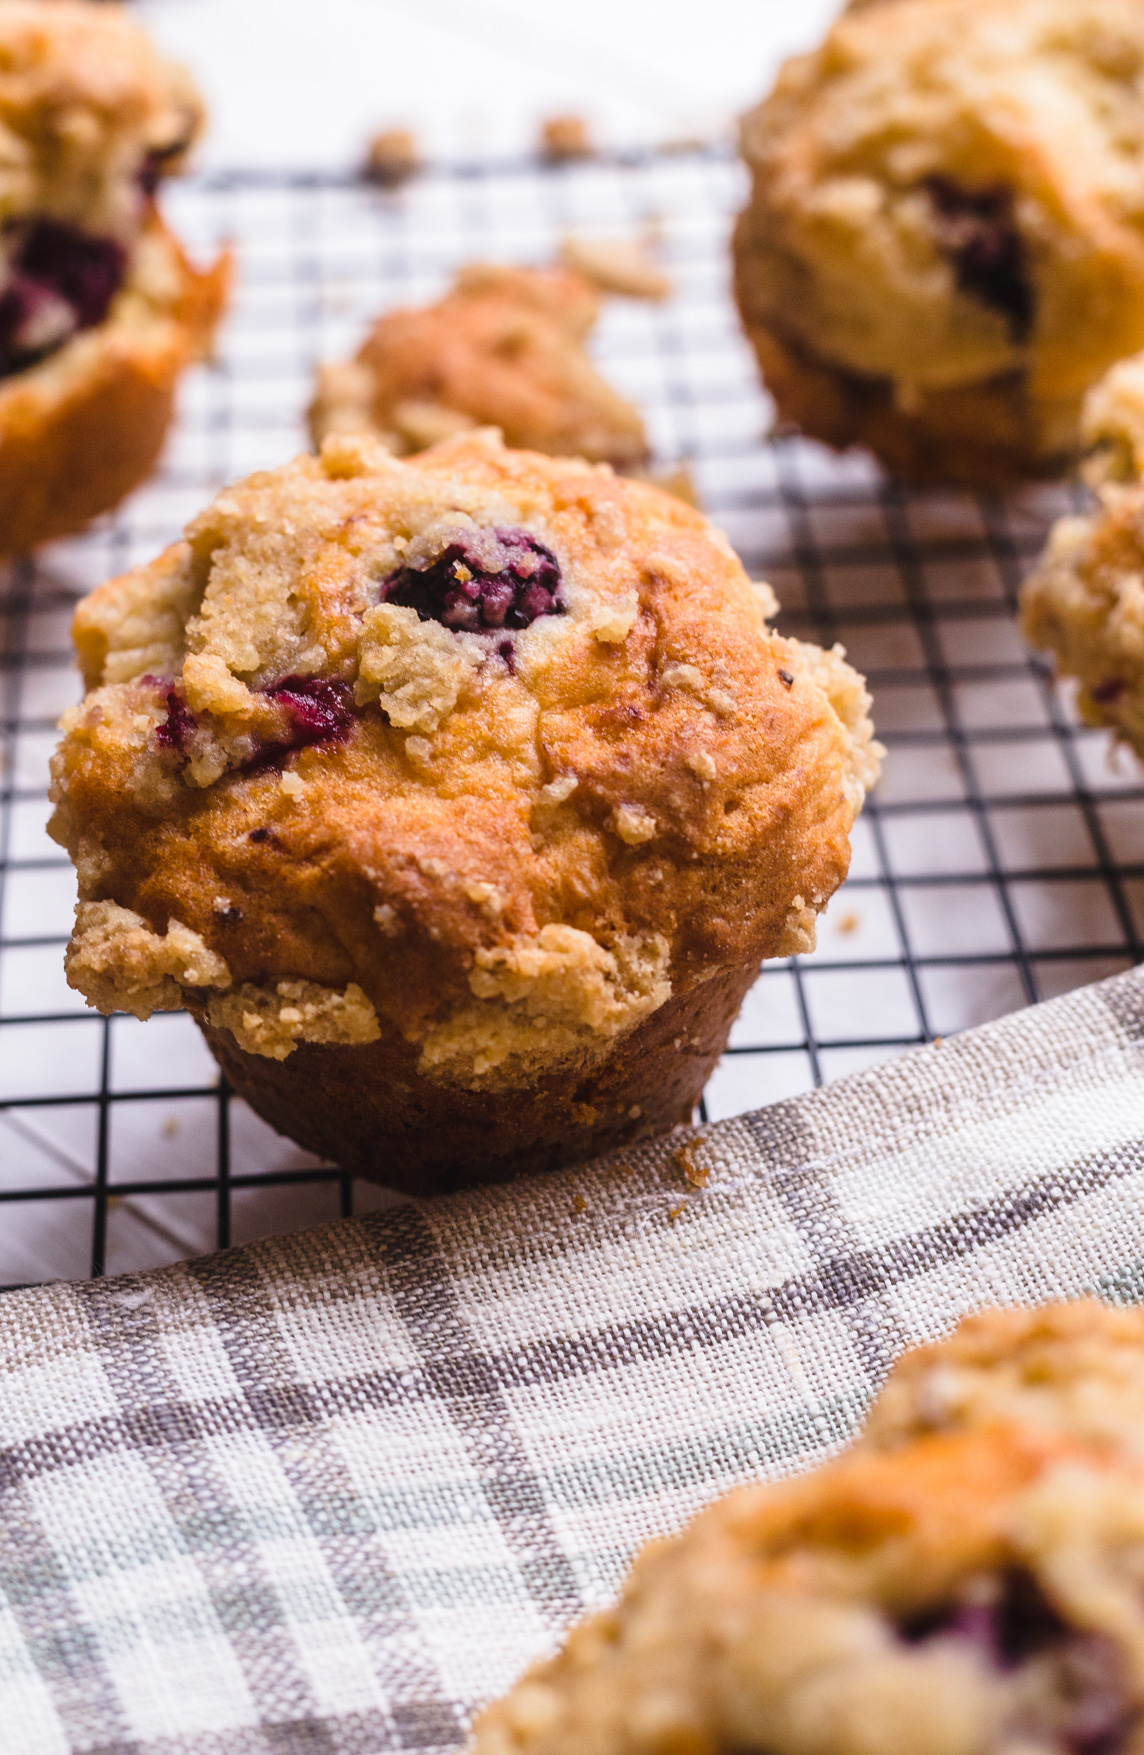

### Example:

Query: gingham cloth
xmin=4 ymin=969 xmax=1144 ymax=1754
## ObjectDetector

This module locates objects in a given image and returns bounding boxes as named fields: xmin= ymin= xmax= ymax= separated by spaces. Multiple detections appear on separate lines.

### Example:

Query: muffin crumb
xmin=364 ymin=127 xmax=419 ymax=187
xmin=675 ymin=1139 xmax=710 ymax=1187
xmin=590 ymin=595 xmax=639 ymax=643
xmin=734 ymin=0 xmax=1144 ymax=483
xmin=776 ymin=895 xmax=818 ymax=957
xmin=540 ymin=774 xmax=579 ymax=804
xmin=612 ymin=804 xmax=658 ymax=846
xmin=539 ymin=114 xmax=593 ymax=162
xmin=560 ymin=234 xmax=671 ymax=301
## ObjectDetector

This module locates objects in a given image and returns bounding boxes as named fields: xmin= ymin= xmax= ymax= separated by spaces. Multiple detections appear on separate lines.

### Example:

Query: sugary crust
xmin=1019 ymin=474 xmax=1144 ymax=760
xmin=734 ymin=0 xmax=1144 ymax=483
xmin=51 ymin=433 xmax=879 ymax=1123
xmin=0 ymin=0 xmax=203 ymax=237
xmin=308 ymin=264 xmax=648 ymax=468
xmin=473 ymin=1425 xmax=1144 ymax=1755
xmin=0 ymin=212 xmax=230 ymax=555
xmin=863 ymin=1301 xmax=1144 ymax=1460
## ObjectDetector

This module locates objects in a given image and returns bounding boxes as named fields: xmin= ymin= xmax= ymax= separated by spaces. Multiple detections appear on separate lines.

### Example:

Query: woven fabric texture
xmin=2 ymin=968 xmax=1144 ymax=1754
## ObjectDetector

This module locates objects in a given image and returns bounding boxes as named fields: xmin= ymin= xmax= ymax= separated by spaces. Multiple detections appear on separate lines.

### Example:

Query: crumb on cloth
xmin=675 ymin=1139 xmax=710 ymax=1188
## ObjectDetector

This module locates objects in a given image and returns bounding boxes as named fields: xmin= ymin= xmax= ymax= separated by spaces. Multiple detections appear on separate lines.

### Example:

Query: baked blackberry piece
xmin=50 ymin=431 xmax=879 ymax=1194
xmin=734 ymin=0 xmax=1144 ymax=486
xmin=309 ymin=263 xmax=648 ymax=469
xmin=474 ymin=1423 xmax=1144 ymax=1755
xmin=0 ymin=0 xmax=229 ymax=554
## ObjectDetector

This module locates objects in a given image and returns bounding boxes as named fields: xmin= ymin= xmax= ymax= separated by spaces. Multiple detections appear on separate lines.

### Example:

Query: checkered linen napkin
xmin=4 ymin=969 xmax=1144 ymax=1754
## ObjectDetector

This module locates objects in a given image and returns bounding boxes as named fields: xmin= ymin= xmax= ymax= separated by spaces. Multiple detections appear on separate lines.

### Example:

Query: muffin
xmin=733 ymin=0 xmax=1144 ymax=486
xmin=1020 ymin=354 xmax=1144 ymax=762
xmin=864 ymin=1301 xmax=1144 ymax=1461
xmin=308 ymin=263 xmax=648 ymax=469
xmin=473 ymin=1424 xmax=1144 ymax=1755
xmin=0 ymin=0 xmax=230 ymax=555
xmin=50 ymin=429 xmax=880 ymax=1195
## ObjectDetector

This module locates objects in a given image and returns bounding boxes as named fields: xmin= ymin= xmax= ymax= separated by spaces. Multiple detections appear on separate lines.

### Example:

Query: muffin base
xmin=737 ymin=306 xmax=1072 ymax=489
xmin=0 ymin=222 xmax=230 ymax=555
xmin=198 ymin=962 xmax=761 ymax=1197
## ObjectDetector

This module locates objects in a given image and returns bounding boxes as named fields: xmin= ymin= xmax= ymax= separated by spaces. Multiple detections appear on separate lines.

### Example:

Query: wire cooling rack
xmin=2 ymin=147 xmax=1142 ymax=1289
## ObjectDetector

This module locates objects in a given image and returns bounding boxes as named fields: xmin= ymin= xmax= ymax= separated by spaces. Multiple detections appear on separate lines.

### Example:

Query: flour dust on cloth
xmin=1 ymin=968 xmax=1144 ymax=1754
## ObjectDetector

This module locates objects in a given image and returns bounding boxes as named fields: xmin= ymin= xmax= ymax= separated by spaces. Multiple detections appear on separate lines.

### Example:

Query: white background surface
xmin=135 ymin=0 xmax=839 ymax=169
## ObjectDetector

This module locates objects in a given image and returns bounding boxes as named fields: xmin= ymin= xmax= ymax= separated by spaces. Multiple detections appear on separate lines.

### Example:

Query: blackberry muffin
xmin=865 ymin=1302 xmax=1144 ymax=1460
xmin=1020 ymin=357 xmax=1144 ymax=762
xmin=50 ymin=430 xmax=880 ymax=1194
xmin=734 ymin=0 xmax=1144 ymax=486
xmin=473 ymin=1425 xmax=1144 ymax=1755
xmin=0 ymin=0 xmax=229 ymax=554
xmin=1078 ymin=348 xmax=1144 ymax=490
xmin=309 ymin=264 xmax=648 ymax=469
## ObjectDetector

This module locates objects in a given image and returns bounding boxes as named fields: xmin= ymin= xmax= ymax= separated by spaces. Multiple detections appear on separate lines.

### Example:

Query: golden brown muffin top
xmin=864 ymin=1301 xmax=1144 ymax=1460
xmin=0 ymin=0 xmax=202 ymax=238
xmin=473 ymin=1425 xmax=1144 ymax=1755
xmin=739 ymin=0 xmax=1144 ymax=410
xmin=50 ymin=431 xmax=878 ymax=1085
xmin=308 ymin=264 xmax=649 ymax=469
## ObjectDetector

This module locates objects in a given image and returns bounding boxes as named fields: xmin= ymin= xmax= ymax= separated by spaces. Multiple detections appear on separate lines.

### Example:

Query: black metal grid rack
xmin=3 ymin=147 xmax=1142 ymax=1289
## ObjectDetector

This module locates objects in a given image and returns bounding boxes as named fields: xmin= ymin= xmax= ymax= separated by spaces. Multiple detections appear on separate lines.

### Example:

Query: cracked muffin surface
xmin=51 ymin=430 xmax=879 ymax=1188
xmin=473 ymin=1424 xmax=1144 ymax=1755
xmin=309 ymin=263 xmax=648 ymax=469
xmin=0 ymin=0 xmax=227 ymax=552
xmin=734 ymin=0 xmax=1144 ymax=485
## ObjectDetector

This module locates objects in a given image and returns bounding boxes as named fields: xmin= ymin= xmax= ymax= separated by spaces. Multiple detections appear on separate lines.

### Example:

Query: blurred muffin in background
xmin=0 ymin=0 xmax=230 ymax=555
xmin=363 ymin=127 xmax=420 ymax=189
xmin=734 ymin=0 xmax=1144 ymax=486
xmin=51 ymin=429 xmax=879 ymax=1194
xmin=474 ymin=1419 xmax=1144 ymax=1755
xmin=309 ymin=263 xmax=648 ymax=468
xmin=1021 ymin=347 xmax=1144 ymax=763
